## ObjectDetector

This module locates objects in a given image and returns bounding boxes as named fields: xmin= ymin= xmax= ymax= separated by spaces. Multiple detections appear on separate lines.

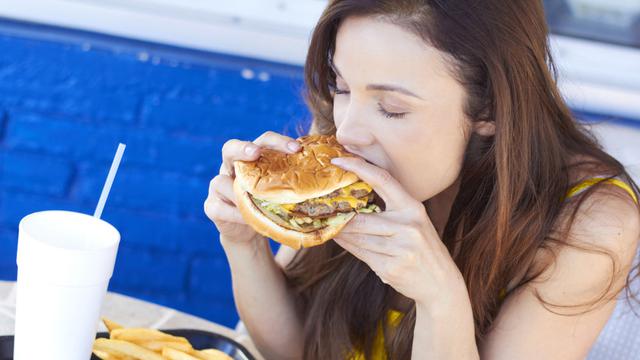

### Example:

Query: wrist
xmin=415 ymin=296 xmax=479 ymax=360
xmin=415 ymin=291 xmax=474 ymax=327
xmin=415 ymin=276 xmax=472 ymax=317
xmin=221 ymin=234 xmax=270 ymax=260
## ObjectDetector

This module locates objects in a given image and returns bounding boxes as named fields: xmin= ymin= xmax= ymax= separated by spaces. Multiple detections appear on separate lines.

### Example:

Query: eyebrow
xmin=329 ymin=60 xmax=424 ymax=100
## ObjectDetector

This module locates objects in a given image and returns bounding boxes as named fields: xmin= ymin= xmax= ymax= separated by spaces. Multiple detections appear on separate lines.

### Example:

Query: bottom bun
xmin=233 ymin=179 xmax=356 ymax=249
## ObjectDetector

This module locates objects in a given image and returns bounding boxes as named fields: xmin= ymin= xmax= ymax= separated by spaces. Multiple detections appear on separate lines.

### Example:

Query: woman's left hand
xmin=330 ymin=156 xmax=467 ymax=309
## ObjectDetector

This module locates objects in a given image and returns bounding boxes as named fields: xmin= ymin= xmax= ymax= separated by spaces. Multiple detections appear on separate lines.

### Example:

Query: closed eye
xmin=377 ymin=103 xmax=407 ymax=119
xmin=330 ymin=85 xmax=408 ymax=119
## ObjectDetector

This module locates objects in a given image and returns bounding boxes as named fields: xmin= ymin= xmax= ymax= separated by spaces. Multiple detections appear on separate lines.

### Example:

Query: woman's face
xmin=332 ymin=16 xmax=490 ymax=202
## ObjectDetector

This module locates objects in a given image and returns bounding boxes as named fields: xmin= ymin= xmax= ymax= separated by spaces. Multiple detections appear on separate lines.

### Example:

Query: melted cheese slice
xmin=341 ymin=181 xmax=372 ymax=194
xmin=279 ymin=181 xmax=372 ymax=213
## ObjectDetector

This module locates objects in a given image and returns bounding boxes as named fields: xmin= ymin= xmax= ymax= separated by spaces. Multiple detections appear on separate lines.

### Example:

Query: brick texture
xmin=0 ymin=26 xmax=310 ymax=328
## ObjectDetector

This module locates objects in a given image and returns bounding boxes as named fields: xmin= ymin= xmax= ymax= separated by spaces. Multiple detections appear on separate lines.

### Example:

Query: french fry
xmin=192 ymin=348 xmax=234 ymax=360
xmin=92 ymin=349 xmax=118 ymax=360
xmin=94 ymin=317 xmax=234 ymax=360
xmin=102 ymin=317 xmax=124 ymax=332
xmin=162 ymin=347 xmax=200 ymax=360
xmin=93 ymin=338 xmax=166 ymax=360
xmin=137 ymin=340 xmax=194 ymax=352
xmin=93 ymin=347 xmax=137 ymax=360
xmin=110 ymin=328 xmax=190 ymax=344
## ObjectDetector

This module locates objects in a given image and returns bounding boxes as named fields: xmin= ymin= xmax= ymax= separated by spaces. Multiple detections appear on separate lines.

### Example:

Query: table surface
xmin=0 ymin=280 xmax=264 ymax=360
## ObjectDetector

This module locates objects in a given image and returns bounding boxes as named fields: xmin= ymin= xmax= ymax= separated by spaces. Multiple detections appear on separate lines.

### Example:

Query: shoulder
xmin=482 ymin=179 xmax=639 ymax=358
xmin=559 ymin=161 xmax=639 ymax=251
xmin=559 ymin=154 xmax=638 ymax=249
xmin=568 ymin=174 xmax=637 ymax=224
xmin=531 ymin=175 xmax=640 ymax=310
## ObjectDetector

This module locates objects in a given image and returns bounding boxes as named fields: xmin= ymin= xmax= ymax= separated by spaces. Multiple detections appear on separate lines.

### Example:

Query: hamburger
xmin=233 ymin=134 xmax=382 ymax=249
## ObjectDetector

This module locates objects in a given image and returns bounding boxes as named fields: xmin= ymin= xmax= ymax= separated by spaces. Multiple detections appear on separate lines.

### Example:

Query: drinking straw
xmin=94 ymin=143 xmax=126 ymax=219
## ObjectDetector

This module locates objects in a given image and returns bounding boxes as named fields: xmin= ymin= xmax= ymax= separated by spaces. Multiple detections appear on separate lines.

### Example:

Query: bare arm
xmin=410 ymin=185 xmax=639 ymax=359
xmin=480 ymin=187 xmax=640 ymax=359
xmin=223 ymin=239 xmax=304 ymax=360
xmin=205 ymin=131 xmax=306 ymax=360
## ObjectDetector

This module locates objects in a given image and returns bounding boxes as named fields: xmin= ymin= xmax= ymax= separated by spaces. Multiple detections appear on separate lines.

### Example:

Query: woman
xmin=204 ymin=1 xmax=640 ymax=359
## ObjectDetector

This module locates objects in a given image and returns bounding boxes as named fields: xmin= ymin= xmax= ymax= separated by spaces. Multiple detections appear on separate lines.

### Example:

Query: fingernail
xmin=287 ymin=142 xmax=300 ymax=152
xmin=331 ymin=157 xmax=345 ymax=165
xmin=245 ymin=145 xmax=259 ymax=155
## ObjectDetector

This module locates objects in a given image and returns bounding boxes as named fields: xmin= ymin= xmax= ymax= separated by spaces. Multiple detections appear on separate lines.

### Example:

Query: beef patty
xmin=291 ymin=191 xmax=374 ymax=217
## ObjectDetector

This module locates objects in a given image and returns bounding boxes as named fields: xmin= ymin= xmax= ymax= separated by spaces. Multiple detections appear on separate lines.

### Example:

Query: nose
xmin=335 ymin=104 xmax=374 ymax=148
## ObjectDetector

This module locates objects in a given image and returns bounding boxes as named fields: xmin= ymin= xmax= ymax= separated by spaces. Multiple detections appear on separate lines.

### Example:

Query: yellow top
xmin=348 ymin=176 xmax=638 ymax=359
xmin=348 ymin=310 xmax=404 ymax=360
xmin=563 ymin=176 xmax=638 ymax=204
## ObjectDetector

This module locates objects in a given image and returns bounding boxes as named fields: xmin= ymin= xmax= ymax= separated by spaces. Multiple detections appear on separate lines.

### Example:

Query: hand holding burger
xmin=204 ymin=131 xmax=306 ymax=247
xmin=233 ymin=134 xmax=381 ymax=249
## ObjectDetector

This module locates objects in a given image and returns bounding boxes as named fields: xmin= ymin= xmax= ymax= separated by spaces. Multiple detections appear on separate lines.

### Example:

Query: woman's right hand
xmin=204 ymin=131 xmax=302 ymax=247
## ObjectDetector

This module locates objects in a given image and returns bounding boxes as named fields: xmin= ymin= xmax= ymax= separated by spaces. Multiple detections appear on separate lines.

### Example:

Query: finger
xmin=341 ymin=213 xmax=396 ymax=236
xmin=209 ymin=174 xmax=236 ymax=206
xmin=204 ymin=197 xmax=245 ymax=224
xmin=333 ymin=237 xmax=391 ymax=268
xmin=219 ymin=162 xmax=231 ymax=176
xmin=221 ymin=139 xmax=262 ymax=177
xmin=334 ymin=232 xmax=398 ymax=256
xmin=221 ymin=132 xmax=301 ymax=177
xmin=330 ymin=157 xmax=415 ymax=211
xmin=253 ymin=130 xmax=301 ymax=153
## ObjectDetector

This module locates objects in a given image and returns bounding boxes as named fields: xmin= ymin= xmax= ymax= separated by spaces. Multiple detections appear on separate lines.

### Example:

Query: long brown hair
xmin=285 ymin=1 xmax=640 ymax=359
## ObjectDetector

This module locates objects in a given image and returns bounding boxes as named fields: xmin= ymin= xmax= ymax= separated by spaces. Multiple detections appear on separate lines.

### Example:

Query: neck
xmin=424 ymin=176 xmax=461 ymax=237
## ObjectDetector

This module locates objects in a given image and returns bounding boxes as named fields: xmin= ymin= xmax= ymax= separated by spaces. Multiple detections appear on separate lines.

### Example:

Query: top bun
xmin=233 ymin=134 xmax=360 ymax=203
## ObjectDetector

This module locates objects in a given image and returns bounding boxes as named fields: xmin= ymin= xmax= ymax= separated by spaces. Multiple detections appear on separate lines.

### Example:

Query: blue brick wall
xmin=0 ymin=20 xmax=310 ymax=328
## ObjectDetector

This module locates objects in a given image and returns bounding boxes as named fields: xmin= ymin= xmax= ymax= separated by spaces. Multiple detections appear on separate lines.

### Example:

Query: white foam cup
xmin=13 ymin=210 xmax=120 ymax=360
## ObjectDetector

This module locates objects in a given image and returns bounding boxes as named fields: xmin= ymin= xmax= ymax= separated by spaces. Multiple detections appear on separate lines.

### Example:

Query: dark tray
xmin=0 ymin=328 xmax=256 ymax=360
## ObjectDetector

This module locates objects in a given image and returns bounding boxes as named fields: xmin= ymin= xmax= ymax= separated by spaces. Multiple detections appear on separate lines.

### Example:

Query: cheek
xmin=386 ymin=117 xmax=468 ymax=200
